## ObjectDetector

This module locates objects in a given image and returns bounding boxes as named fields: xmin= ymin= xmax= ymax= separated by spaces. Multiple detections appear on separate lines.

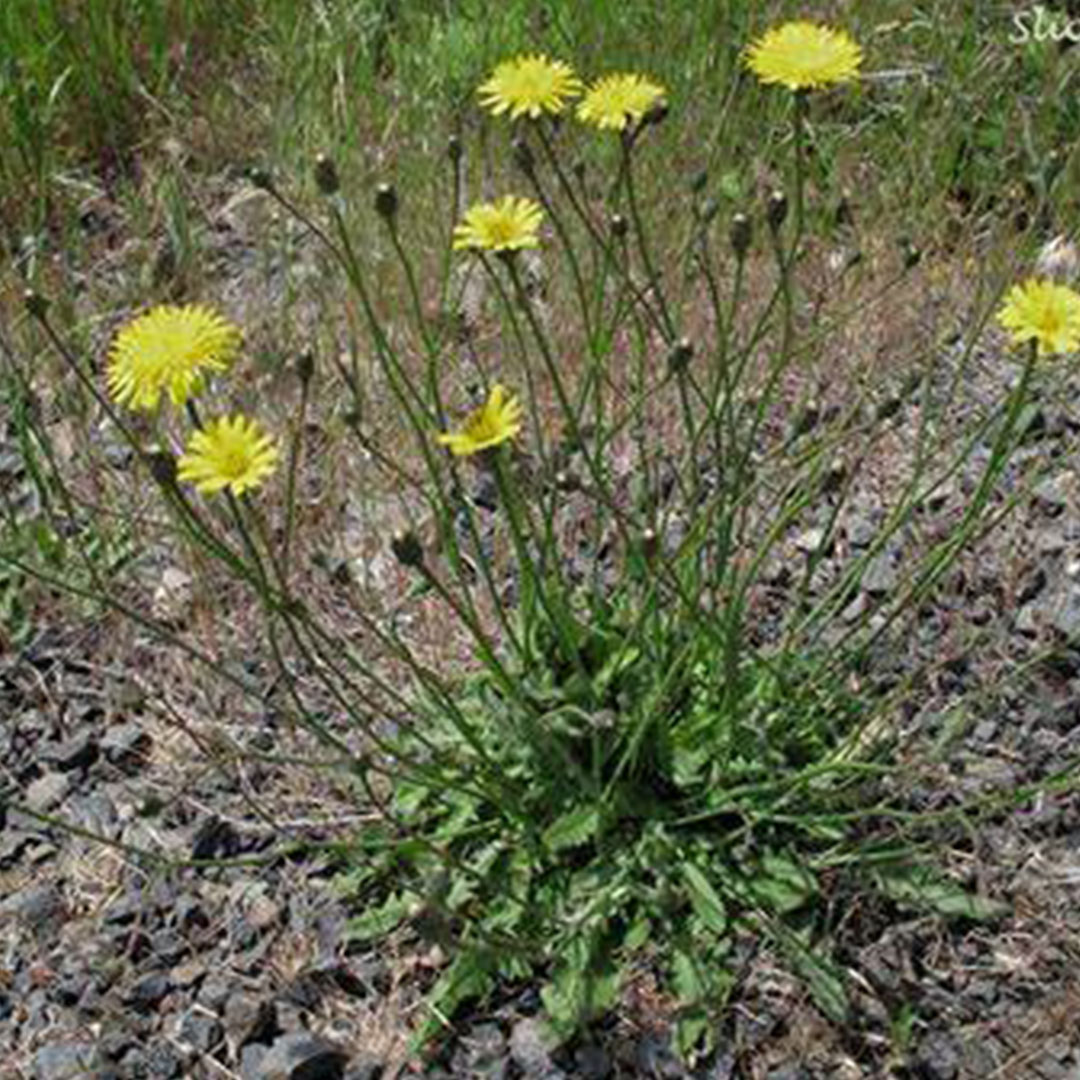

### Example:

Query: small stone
xmin=100 ymin=723 xmax=152 ymax=769
xmin=177 ymin=1009 xmax=224 ymax=1054
xmin=794 ymin=527 xmax=829 ymax=557
xmin=125 ymin=970 xmax=173 ymax=1011
xmin=1015 ymin=603 xmax=1040 ymax=637
xmin=102 ymin=892 xmax=142 ymax=926
xmin=1032 ymin=475 xmax=1071 ymax=515
xmin=242 ymin=1044 xmax=271 ymax=1080
xmin=31 ymin=1041 xmax=101 ymax=1079
xmin=845 ymin=512 xmax=877 ymax=548
xmin=145 ymin=1039 xmax=184 ymax=1079
xmin=510 ymin=1018 xmax=556 ymax=1075
xmin=197 ymin=972 xmax=234 ymax=1011
xmin=0 ymin=883 xmax=65 ymax=928
xmin=174 ymin=893 xmax=210 ymax=932
xmin=43 ymin=731 xmax=99 ymax=772
xmin=575 ymin=1044 xmax=611 ymax=1080
xmin=1039 ymin=530 xmax=1067 ymax=557
xmin=862 ymin=553 xmax=898 ymax=596
xmin=247 ymin=894 xmax=283 ymax=931
xmin=842 ymin=594 xmax=867 ymax=623
xmin=257 ymin=1031 xmax=349 ymax=1080
xmin=274 ymin=998 xmax=306 ymax=1033
xmin=170 ymin=960 xmax=207 ymax=989
xmin=151 ymin=929 xmax=188 ymax=965
xmin=1048 ymin=584 xmax=1080 ymax=639
xmin=25 ymin=771 xmax=71 ymax=812
xmin=65 ymin=792 xmax=119 ymax=838
xmin=152 ymin=566 xmax=193 ymax=624
xmin=224 ymin=991 xmax=276 ymax=1051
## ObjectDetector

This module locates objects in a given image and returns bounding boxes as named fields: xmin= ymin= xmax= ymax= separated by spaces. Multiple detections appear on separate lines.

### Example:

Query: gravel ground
xmin=6 ymin=213 xmax=1080 ymax=1077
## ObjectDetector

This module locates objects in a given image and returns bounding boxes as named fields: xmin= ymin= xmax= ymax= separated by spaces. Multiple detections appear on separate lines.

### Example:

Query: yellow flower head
xmin=577 ymin=73 xmax=667 ymax=131
xmin=177 ymin=415 xmax=280 ymax=495
xmin=437 ymin=385 xmax=523 ymax=457
xmin=452 ymin=196 xmax=543 ymax=253
xmin=478 ymin=54 xmax=582 ymax=120
xmin=107 ymin=304 xmax=241 ymax=411
xmin=997 ymin=278 xmax=1080 ymax=356
xmin=744 ymin=22 xmax=862 ymax=92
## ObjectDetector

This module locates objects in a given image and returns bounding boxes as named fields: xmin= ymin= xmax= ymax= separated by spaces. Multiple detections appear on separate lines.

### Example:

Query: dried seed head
xmin=555 ymin=470 xmax=580 ymax=493
xmin=313 ymin=153 xmax=340 ymax=195
xmin=667 ymin=337 xmax=694 ymax=374
xmin=390 ymin=529 xmax=425 ymax=570
xmin=23 ymin=289 xmax=50 ymax=320
xmin=641 ymin=527 xmax=659 ymax=562
xmin=730 ymin=212 xmax=753 ymax=258
xmin=374 ymin=183 xmax=399 ymax=221
xmin=690 ymin=169 xmax=708 ymax=194
xmin=902 ymin=240 xmax=922 ymax=270
xmin=610 ymin=213 xmax=629 ymax=240
xmin=145 ymin=448 xmax=178 ymax=487
xmin=766 ymin=190 xmax=789 ymax=233
xmin=447 ymin=135 xmax=463 ymax=164
xmin=248 ymin=167 xmax=274 ymax=192
xmin=296 ymin=349 xmax=315 ymax=386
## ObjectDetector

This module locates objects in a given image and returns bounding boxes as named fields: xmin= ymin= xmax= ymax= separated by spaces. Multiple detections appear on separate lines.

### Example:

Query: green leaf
xmin=682 ymin=863 xmax=728 ymax=935
xmin=751 ymin=853 xmax=817 ymax=915
xmin=873 ymin=864 xmax=1008 ymax=921
xmin=543 ymin=806 xmax=600 ymax=853
xmin=414 ymin=949 xmax=494 ymax=1047
xmin=623 ymin=916 xmax=652 ymax=951
xmin=718 ymin=170 xmax=742 ymax=200
xmin=346 ymin=892 xmax=412 ymax=943
xmin=671 ymin=947 xmax=705 ymax=1003
xmin=797 ymin=949 xmax=849 ymax=1024
xmin=674 ymin=1008 xmax=711 ymax=1060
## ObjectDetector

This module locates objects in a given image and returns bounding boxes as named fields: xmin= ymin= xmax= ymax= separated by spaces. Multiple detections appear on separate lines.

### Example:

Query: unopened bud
xmin=555 ymin=470 xmax=580 ymax=493
xmin=296 ymin=349 xmax=315 ymax=386
xmin=145 ymin=448 xmax=178 ymax=487
xmin=641 ymin=527 xmax=659 ymax=562
xmin=667 ymin=337 xmax=694 ymax=374
xmin=23 ymin=290 xmax=50 ymax=320
xmin=374 ymin=182 xmax=398 ymax=221
xmin=390 ymin=529 xmax=425 ymax=570
xmin=447 ymin=135 xmax=463 ymax=164
xmin=610 ymin=213 xmax=629 ymax=240
xmin=766 ymin=190 xmax=788 ymax=233
xmin=248 ymin=167 xmax=274 ymax=192
xmin=730 ymin=212 xmax=752 ymax=258
xmin=903 ymin=243 xmax=922 ymax=270
xmin=512 ymin=137 xmax=535 ymax=176
xmin=313 ymin=153 xmax=339 ymax=195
